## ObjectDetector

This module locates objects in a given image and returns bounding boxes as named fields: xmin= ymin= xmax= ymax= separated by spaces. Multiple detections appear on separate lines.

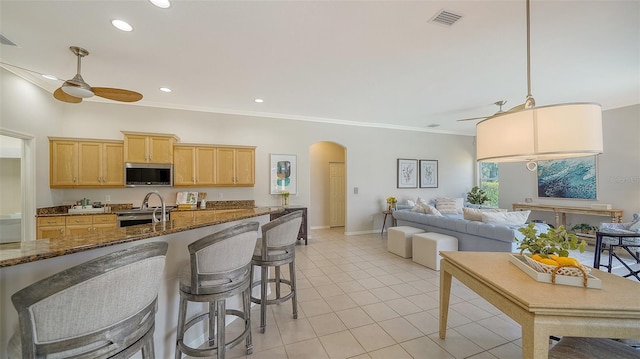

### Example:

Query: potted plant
xmin=515 ymin=223 xmax=587 ymax=268
xmin=466 ymin=186 xmax=489 ymax=205
xmin=386 ymin=196 xmax=397 ymax=211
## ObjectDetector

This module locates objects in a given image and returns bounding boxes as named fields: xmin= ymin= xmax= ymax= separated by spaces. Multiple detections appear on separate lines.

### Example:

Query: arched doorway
xmin=309 ymin=142 xmax=346 ymax=230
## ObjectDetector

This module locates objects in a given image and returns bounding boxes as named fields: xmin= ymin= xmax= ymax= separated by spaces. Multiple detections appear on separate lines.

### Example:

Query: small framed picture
xmin=270 ymin=154 xmax=297 ymax=194
xmin=419 ymin=160 xmax=438 ymax=188
xmin=397 ymin=159 xmax=418 ymax=188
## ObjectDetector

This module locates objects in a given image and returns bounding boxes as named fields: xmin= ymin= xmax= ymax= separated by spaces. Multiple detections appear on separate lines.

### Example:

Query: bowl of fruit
xmin=515 ymin=223 xmax=590 ymax=278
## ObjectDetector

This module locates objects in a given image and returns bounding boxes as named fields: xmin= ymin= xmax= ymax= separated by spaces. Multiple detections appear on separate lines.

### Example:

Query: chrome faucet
xmin=141 ymin=190 xmax=166 ymax=223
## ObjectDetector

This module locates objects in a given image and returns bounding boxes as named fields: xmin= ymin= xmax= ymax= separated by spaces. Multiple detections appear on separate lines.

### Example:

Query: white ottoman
xmin=387 ymin=226 xmax=425 ymax=258
xmin=412 ymin=232 xmax=458 ymax=270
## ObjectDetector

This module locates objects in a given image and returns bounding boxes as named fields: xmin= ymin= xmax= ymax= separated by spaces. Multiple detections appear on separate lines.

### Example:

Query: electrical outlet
xmin=218 ymin=193 xmax=223 ymax=200
xmin=105 ymin=195 xmax=111 ymax=202
xmin=354 ymin=187 xmax=359 ymax=194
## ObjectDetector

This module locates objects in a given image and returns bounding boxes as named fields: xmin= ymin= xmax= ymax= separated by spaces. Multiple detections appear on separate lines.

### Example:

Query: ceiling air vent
xmin=0 ymin=34 xmax=18 ymax=46
xmin=430 ymin=10 xmax=463 ymax=26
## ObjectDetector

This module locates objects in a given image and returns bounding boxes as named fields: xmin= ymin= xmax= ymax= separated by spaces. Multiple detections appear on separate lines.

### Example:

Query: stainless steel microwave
xmin=124 ymin=163 xmax=173 ymax=187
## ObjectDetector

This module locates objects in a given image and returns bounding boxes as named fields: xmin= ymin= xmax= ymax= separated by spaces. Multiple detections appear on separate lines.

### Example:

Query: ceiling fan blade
xmin=53 ymin=87 xmax=82 ymax=103
xmin=507 ymin=103 xmax=525 ymax=112
xmin=457 ymin=115 xmax=490 ymax=122
xmin=92 ymin=87 xmax=143 ymax=102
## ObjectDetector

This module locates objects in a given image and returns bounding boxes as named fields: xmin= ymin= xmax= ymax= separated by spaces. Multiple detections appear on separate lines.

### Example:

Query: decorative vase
xmin=282 ymin=196 xmax=289 ymax=207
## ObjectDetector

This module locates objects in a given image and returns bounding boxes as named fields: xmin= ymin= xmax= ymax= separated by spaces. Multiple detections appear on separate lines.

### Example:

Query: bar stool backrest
xmin=10 ymin=241 xmax=168 ymax=358
xmin=187 ymin=222 xmax=260 ymax=295
xmin=259 ymin=211 xmax=302 ymax=261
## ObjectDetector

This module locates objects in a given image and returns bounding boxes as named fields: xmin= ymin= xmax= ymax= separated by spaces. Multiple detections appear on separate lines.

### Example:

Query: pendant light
xmin=476 ymin=0 xmax=603 ymax=171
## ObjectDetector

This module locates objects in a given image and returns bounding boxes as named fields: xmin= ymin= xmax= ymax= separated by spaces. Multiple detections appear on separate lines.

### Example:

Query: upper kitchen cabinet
xmin=214 ymin=146 xmax=255 ymax=186
xmin=173 ymin=145 xmax=216 ymax=187
xmin=122 ymin=131 xmax=178 ymax=164
xmin=50 ymin=138 xmax=124 ymax=188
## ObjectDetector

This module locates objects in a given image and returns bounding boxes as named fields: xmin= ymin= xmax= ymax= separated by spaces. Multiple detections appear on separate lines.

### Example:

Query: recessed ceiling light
xmin=160 ymin=87 xmax=172 ymax=93
xmin=42 ymin=74 xmax=58 ymax=80
xmin=111 ymin=19 xmax=133 ymax=32
xmin=149 ymin=0 xmax=171 ymax=9
xmin=427 ymin=124 xmax=440 ymax=128
xmin=254 ymin=99 xmax=264 ymax=103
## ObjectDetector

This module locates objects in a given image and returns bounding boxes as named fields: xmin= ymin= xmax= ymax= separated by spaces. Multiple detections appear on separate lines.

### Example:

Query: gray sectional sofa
xmin=392 ymin=206 xmax=549 ymax=252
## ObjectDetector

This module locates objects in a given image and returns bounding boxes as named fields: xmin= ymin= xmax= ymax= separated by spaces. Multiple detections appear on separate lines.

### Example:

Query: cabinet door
xmin=50 ymin=140 xmax=78 ymax=187
xmin=194 ymin=210 xmax=216 ymax=223
xmin=66 ymin=225 xmax=93 ymax=236
xmin=173 ymin=146 xmax=196 ymax=186
xmin=37 ymin=226 xmax=65 ymax=239
xmin=148 ymin=136 xmax=174 ymax=163
xmin=93 ymin=214 xmax=116 ymax=225
xmin=124 ymin=134 xmax=148 ymax=163
xmin=78 ymin=142 xmax=102 ymax=186
xmin=196 ymin=147 xmax=216 ymax=185
xmin=214 ymin=148 xmax=236 ymax=185
xmin=235 ymin=148 xmax=255 ymax=186
xmin=103 ymin=143 xmax=124 ymax=186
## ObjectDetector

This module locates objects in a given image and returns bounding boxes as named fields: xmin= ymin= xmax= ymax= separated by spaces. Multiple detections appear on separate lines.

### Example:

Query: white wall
xmin=499 ymin=104 xmax=640 ymax=227
xmin=0 ymin=158 xmax=21 ymax=215
xmin=5 ymin=69 xmax=636 ymax=234
xmin=1 ymin=68 xmax=476 ymax=234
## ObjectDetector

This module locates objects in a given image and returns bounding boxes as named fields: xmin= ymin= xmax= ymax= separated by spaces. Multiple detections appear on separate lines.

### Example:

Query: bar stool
xmin=8 ymin=241 xmax=168 ymax=358
xmin=250 ymin=211 xmax=303 ymax=333
xmin=175 ymin=222 xmax=259 ymax=359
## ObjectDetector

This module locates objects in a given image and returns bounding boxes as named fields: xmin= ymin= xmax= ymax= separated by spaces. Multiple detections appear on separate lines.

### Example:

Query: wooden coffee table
xmin=439 ymin=251 xmax=640 ymax=359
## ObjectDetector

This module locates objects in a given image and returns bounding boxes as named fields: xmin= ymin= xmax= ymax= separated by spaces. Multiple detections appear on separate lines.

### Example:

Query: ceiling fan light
xmin=61 ymin=82 xmax=94 ymax=98
xmin=111 ymin=19 xmax=133 ymax=32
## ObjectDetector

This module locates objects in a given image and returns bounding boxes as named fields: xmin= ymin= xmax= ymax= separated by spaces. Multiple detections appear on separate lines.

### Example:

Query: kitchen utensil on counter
xmin=92 ymin=202 xmax=102 ymax=208
xmin=80 ymin=198 xmax=90 ymax=208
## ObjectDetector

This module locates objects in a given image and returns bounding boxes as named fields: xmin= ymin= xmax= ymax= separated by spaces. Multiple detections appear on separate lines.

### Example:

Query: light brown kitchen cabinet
xmin=36 ymin=214 xmax=117 ymax=239
xmin=173 ymin=145 xmax=216 ymax=187
xmin=50 ymin=138 xmax=124 ymax=188
xmin=50 ymin=140 xmax=78 ymax=186
xmin=36 ymin=217 xmax=66 ymax=239
xmin=122 ymin=132 xmax=178 ymax=164
xmin=214 ymin=146 xmax=255 ymax=186
xmin=194 ymin=210 xmax=216 ymax=222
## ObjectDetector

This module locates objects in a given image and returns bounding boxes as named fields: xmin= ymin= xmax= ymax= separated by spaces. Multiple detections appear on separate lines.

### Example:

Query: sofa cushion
xmin=462 ymin=207 xmax=507 ymax=221
xmin=481 ymin=210 xmax=530 ymax=225
xmin=411 ymin=203 xmax=442 ymax=216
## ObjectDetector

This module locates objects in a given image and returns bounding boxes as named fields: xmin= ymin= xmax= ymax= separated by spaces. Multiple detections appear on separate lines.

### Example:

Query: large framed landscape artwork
xmin=537 ymin=156 xmax=597 ymax=199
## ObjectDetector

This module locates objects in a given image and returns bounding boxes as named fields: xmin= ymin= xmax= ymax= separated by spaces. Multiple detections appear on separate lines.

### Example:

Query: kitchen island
xmin=0 ymin=207 xmax=280 ymax=359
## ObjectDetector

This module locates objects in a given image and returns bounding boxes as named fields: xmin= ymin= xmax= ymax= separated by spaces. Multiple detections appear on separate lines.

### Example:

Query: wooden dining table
xmin=439 ymin=251 xmax=640 ymax=359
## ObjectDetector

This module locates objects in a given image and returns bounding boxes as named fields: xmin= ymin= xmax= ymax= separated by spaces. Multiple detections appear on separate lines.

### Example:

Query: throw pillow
xmin=407 ymin=199 xmax=416 ymax=207
xmin=422 ymin=203 xmax=443 ymax=216
xmin=629 ymin=219 xmax=640 ymax=232
xmin=411 ymin=204 xmax=426 ymax=213
xmin=416 ymin=197 xmax=429 ymax=205
xmin=462 ymin=208 xmax=507 ymax=221
xmin=481 ymin=210 xmax=531 ymax=225
xmin=435 ymin=198 xmax=458 ymax=214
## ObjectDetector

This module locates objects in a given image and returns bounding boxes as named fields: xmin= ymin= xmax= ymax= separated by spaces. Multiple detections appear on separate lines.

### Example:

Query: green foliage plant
xmin=515 ymin=223 xmax=587 ymax=257
xmin=466 ymin=186 xmax=489 ymax=205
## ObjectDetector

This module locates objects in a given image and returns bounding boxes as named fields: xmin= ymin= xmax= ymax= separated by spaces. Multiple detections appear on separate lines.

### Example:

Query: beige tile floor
xmin=216 ymin=228 xmax=638 ymax=359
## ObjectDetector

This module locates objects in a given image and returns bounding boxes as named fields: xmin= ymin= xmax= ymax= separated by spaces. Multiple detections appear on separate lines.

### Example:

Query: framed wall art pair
xmin=397 ymin=159 xmax=438 ymax=189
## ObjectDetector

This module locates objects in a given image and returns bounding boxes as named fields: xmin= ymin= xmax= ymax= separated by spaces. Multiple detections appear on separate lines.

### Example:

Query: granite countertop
xmin=0 ymin=207 xmax=280 ymax=268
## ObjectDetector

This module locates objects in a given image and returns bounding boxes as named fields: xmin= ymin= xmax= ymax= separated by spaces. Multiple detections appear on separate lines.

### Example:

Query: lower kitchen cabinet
xmin=36 ymin=214 xmax=117 ymax=239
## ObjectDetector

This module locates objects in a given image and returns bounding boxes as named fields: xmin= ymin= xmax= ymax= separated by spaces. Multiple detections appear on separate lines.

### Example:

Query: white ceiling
xmin=1 ymin=0 xmax=638 ymax=136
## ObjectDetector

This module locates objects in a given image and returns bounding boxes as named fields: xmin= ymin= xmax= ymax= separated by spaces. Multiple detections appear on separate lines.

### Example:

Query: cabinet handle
xmin=47 ymin=220 xmax=56 ymax=224
xmin=59 ymin=229 xmax=64 ymax=234
xmin=73 ymin=176 xmax=77 ymax=183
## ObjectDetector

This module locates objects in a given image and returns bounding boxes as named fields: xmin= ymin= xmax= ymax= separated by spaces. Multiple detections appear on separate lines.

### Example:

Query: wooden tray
xmin=509 ymin=254 xmax=602 ymax=289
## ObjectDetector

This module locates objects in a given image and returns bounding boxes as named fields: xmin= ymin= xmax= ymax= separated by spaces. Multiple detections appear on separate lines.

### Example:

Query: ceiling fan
xmin=456 ymin=100 xmax=525 ymax=122
xmin=52 ymin=46 xmax=143 ymax=104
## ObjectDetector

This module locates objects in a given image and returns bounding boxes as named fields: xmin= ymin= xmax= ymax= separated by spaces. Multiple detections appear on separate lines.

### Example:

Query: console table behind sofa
xmin=512 ymin=203 xmax=623 ymax=229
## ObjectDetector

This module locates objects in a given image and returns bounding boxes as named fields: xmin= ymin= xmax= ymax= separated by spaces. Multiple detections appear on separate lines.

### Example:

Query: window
xmin=480 ymin=162 xmax=499 ymax=207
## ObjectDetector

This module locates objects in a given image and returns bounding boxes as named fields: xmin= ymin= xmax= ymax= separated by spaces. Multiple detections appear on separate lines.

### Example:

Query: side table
xmin=594 ymin=231 xmax=640 ymax=280
xmin=381 ymin=210 xmax=397 ymax=235
xmin=271 ymin=206 xmax=308 ymax=245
